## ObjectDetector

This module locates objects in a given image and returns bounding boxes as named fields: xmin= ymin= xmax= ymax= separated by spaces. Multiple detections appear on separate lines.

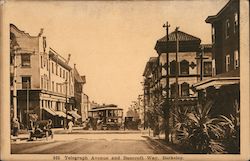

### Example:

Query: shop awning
xmin=193 ymin=69 xmax=240 ymax=90
xmin=43 ymin=107 xmax=57 ymax=116
xmin=29 ymin=113 xmax=38 ymax=121
xmin=54 ymin=111 xmax=72 ymax=119
xmin=68 ymin=111 xmax=81 ymax=119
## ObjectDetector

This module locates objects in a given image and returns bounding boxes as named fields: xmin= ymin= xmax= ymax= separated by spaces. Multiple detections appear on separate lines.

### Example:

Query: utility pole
xmin=26 ymin=80 xmax=30 ymax=130
xmin=174 ymin=27 xmax=180 ymax=127
xmin=195 ymin=46 xmax=208 ymax=81
xmin=65 ymin=80 xmax=68 ymax=128
xmin=13 ymin=49 xmax=18 ymax=120
xmin=143 ymin=88 xmax=146 ymax=130
xmin=163 ymin=21 xmax=170 ymax=142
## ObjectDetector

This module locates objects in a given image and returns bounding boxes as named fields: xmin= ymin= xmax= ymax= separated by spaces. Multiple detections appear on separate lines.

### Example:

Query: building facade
xmin=143 ymin=30 xmax=212 ymax=136
xmin=193 ymin=0 xmax=240 ymax=117
xmin=73 ymin=65 xmax=86 ymax=122
xmin=10 ymin=24 xmax=76 ymax=128
xmin=82 ymin=93 xmax=90 ymax=121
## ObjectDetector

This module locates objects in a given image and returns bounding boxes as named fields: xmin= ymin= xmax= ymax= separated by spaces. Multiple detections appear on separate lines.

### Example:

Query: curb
xmin=145 ymin=136 xmax=178 ymax=154
xmin=54 ymin=130 xmax=141 ymax=134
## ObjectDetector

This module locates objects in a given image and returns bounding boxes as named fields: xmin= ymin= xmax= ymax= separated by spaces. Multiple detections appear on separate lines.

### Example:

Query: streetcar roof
xmin=88 ymin=107 xmax=123 ymax=112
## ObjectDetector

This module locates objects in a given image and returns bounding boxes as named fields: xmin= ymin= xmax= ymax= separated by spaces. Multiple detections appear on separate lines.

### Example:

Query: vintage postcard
xmin=0 ymin=0 xmax=249 ymax=161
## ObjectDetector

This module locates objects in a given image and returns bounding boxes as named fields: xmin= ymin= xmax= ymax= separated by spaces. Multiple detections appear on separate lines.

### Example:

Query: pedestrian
xmin=12 ymin=118 xmax=20 ymax=137
xmin=68 ymin=120 xmax=73 ymax=133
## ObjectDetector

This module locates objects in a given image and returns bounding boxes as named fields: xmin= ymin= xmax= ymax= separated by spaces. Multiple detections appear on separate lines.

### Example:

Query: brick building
xmin=193 ymin=0 xmax=240 ymax=117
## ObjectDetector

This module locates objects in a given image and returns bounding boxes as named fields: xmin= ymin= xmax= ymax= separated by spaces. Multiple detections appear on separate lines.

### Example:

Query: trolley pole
xmin=163 ymin=21 xmax=170 ymax=142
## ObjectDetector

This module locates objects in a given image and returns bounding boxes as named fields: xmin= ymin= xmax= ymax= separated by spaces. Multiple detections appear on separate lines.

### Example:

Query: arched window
xmin=181 ymin=82 xmax=190 ymax=97
xmin=170 ymin=60 xmax=177 ymax=75
xmin=170 ymin=83 xmax=179 ymax=97
xmin=180 ymin=60 xmax=189 ymax=75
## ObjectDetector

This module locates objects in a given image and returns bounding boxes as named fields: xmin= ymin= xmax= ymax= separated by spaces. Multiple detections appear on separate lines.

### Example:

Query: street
xmin=11 ymin=131 xmax=176 ymax=154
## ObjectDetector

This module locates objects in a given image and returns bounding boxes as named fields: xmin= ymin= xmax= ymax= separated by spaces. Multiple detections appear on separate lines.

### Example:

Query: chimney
xmin=38 ymin=28 xmax=44 ymax=37
xmin=66 ymin=54 xmax=71 ymax=64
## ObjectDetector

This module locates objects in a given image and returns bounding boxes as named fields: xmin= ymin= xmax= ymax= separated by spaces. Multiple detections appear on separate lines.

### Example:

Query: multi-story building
xmin=82 ymin=93 xmax=90 ymax=121
xmin=142 ymin=57 xmax=158 ymax=128
xmin=73 ymin=65 xmax=86 ymax=122
xmin=10 ymin=24 xmax=76 ymax=128
xmin=193 ymin=0 xmax=240 ymax=117
xmin=143 ymin=30 xmax=212 ymax=135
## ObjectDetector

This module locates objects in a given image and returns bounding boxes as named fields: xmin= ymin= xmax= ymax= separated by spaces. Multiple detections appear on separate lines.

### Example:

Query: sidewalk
xmin=141 ymin=129 xmax=181 ymax=154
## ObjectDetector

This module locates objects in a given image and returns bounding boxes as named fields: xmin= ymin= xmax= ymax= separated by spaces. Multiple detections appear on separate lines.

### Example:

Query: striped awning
xmin=68 ymin=111 xmax=81 ymax=119
xmin=43 ymin=107 xmax=57 ymax=116
xmin=54 ymin=111 xmax=72 ymax=119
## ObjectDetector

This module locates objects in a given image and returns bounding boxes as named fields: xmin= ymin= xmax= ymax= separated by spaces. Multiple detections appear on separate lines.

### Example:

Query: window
xmin=170 ymin=60 xmax=177 ymax=75
xmin=10 ymin=76 xmax=13 ymax=86
xmin=63 ymin=70 xmax=65 ymax=78
xmin=41 ymin=77 xmax=43 ymax=89
xmin=56 ymin=84 xmax=58 ymax=92
xmin=170 ymin=83 xmax=179 ymax=97
xmin=56 ymin=64 xmax=58 ymax=75
xmin=60 ymin=84 xmax=62 ymax=93
xmin=21 ymin=54 xmax=31 ymax=67
xmin=41 ymin=56 xmax=43 ymax=68
xmin=56 ymin=102 xmax=60 ymax=111
xmin=225 ymin=19 xmax=230 ymax=39
xmin=212 ymin=59 xmax=216 ymax=76
xmin=234 ymin=12 xmax=238 ymax=33
xmin=60 ymin=68 xmax=62 ymax=77
xmin=22 ymin=76 xmax=31 ymax=89
xmin=52 ymin=81 xmax=54 ymax=92
xmin=234 ymin=50 xmax=239 ymax=69
xmin=47 ymin=60 xmax=49 ymax=71
xmin=44 ymin=79 xmax=47 ymax=90
xmin=43 ymin=58 xmax=46 ymax=68
xmin=212 ymin=26 xmax=215 ymax=43
xmin=181 ymin=82 xmax=189 ymax=97
xmin=52 ymin=62 xmax=54 ymax=74
xmin=10 ymin=54 xmax=14 ymax=65
xmin=180 ymin=60 xmax=189 ymax=75
xmin=66 ymin=71 xmax=68 ymax=81
xmin=204 ymin=62 xmax=212 ymax=75
xmin=226 ymin=55 xmax=230 ymax=72
xmin=47 ymin=80 xmax=49 ymax=90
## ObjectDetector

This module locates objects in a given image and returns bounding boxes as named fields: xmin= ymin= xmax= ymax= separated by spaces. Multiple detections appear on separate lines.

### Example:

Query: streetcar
xmin=88 ymin=104 xmax=123 ymax=130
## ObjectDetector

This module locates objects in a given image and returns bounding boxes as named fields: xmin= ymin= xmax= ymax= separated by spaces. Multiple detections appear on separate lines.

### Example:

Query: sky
xmin=4 ymin=0 xmax=228 ymax=113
